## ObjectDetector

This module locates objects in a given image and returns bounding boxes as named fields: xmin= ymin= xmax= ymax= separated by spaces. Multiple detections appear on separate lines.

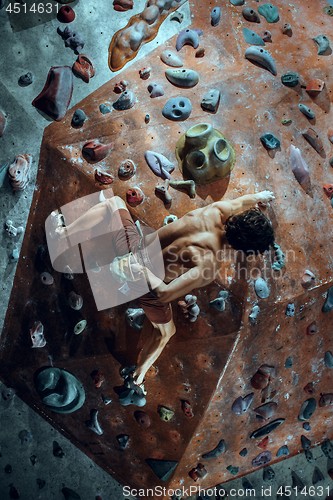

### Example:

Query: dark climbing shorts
xmin=111 ymin=208 xmax=172 ymax=325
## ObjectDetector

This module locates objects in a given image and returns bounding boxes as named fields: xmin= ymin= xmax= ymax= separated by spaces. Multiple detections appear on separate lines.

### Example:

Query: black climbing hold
xmin=312 ymin=466 xmax=324 ymax=485
xmin=321 ymin=439 xmax=333 ymax=459
xmin=53 ymin=440 xmax=64 ymax=458
xmin=303 ymin=422 xmax=311 ymax=431
xmin=239 ymin=447 xmax=248 ymax=457
xmin=250 ymin=418 xmax=285 ymax=439
xmin=298 ymin=398 xmax=316 ymax=421
xmin=62 ymin=487 xmax=81 ymax=500
xmin=301 ymin=435 xmax=311 ymax=450
xmin=99 ymin=103 xmax=111 ymax=114
xmin=71 ymin=109 xmax=87 ymax=128
xmin=285 ymin=356 xmax=293 ymax=368
xmin=146 ymin=459 xmax=178 ymax=481
xmin=202 ymin=439 xmax=226 ymax=459
xmin=281 ymin=72 xmax=300 ymax=88
xmin=116 ymin=434 xmax=129 ymax=450
xmin=18 ymin=72 xmax=34 ymax=87
xmin=291 ymin=471 xmax=305 ymax=488
xmin=226 ymin=465 xmax=239 ymax=475
xmin=263 ymin=466 xmax=275 ymax=481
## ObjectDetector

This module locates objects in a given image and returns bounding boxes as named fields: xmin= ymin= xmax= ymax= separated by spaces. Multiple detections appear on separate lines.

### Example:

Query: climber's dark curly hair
xmin=225 ymin=208 xmax=275 ymax=254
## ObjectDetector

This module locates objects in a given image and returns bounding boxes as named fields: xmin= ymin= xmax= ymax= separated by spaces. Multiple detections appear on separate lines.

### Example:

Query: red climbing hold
xmin=181 ymin=400 xmax=194 ymax=418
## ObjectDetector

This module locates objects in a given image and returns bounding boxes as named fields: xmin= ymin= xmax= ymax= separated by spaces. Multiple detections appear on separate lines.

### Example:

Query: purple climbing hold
xmin=176 ymin=28 xmax=203 ymax=51
xmin=252 ymin=450 xmax=272 ymax=467
xmin=144 ymin=151 xmax=175 ymax=180
xmin=32 ymin=66 xmax=73 ymax=121
xmin=231 ymin=393 xmax=254 ymax=415
xmin=57 ymin=26 xmax=84 ymax=53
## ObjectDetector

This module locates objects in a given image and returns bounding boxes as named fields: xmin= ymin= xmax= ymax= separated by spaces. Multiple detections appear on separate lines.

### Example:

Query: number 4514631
xmin=6 ymin=3 xmax=59 ymax=14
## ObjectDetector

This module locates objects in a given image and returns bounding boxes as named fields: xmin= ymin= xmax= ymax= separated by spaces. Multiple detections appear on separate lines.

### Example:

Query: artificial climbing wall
xmin=1 ymin=0 xmax=333 ymax=496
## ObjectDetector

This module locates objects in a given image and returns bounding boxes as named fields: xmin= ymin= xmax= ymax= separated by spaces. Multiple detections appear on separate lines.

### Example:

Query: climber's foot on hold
xmin=119 ymin=365 xmax=136 ymax=379
xmin=118 ymin=387 xmax=146 ymax=407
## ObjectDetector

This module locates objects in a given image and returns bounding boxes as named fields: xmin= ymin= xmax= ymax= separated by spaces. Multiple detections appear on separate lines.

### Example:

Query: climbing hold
xmin=201 ymin=88 xmax=221 ymax=113
xmin=324 ymin=351 xmax=333 ymax=368
xmin=86 ymin=409 xmax=103 ymax=435
xmin=113 ymin=0 xmax=133 ymax=11
xmin=113 ymin=90 xmax=135 ymax=110
xmin=82 ymin=140 xmax=112 ymax=163
xmin=298 ymin=103 xmax=315 ymax=120
xmin=40 ymin=272 xmax=54 ymax=285
xmin=32 ymin=66 xmax=73 ymax=121
xmin=254 ymin=277 xmax=270 ymax=299
xmin=144 ymin=150 xmax=175 ymax=179
xmin=178 ymin=294 xmax=200 ymax=322
xmin=263 ymin=466 xmax=275 ymax=481
xmin=262 ymin=30 xmax=272 ymax=42
xmin=301 ymin=434 xmax=311 ymax=450
xmin=101 ymin=394 xmax=112 ymax=405
xmin=195 ymin=48 xmax=205 ymax=58
xmin=242 ymin=28 xmax=265 ymax=46
xmin=312 ymin=466 xmax=324 ymax=485
xmin=95 ymin=168 xmax=114 ymax=185
xmin=8 ymin=154 xmax=32 ymax=192
xmin=18 ymin=72 xmax=34 ymax=87
xmin=202 ymin=439 xmax=226 ymax=459
xmin=189 ymin=463 xmax=207 ymax=481
xmin=147 ymin=82 xmax=165 ymax=98
xmin=306 ymin=449 xmax=313 ymax=462
xmin=276 ymin=445 xmax=289 ymax=457
xmin=303 ymin=128 xmax=325 ymax=157
xmin=282 ymin=23 xmax=292 ymax=36
xmin=145 ymin=113 xmax=150 ymax=124
xmin=258 ymin=4 xmax=279 ymax=23
xmin=116 ymin=434 xmax=129 ymax=450
xmin=165 ymin=69 xmax=199 ymax=88
xmin=30 ymin=321 xmax=46 ymax=348
xmin=155 ymin=182 xmax=172 ymax=206
xmin=181 ymin=400 xmax=194 ymax=418
xmin=258 ymin=436 xmax=269 ymax=449
xmin=146 ymin=459 xmax=178 ymax=481
xmin=119 ymin=387 xmax=146 ymax=407
xmin=18 ymin=429 xmax=33 ymax=444
xmin=134 ymin=411 xmax=151 ymax=428
xmin=304 ymin=382 xmax=315 ymax=394
xmin=301 ymin=270 xmax=315 ymax=288
xmin=322 ymin=286 xmax=333 ymax=312
xmin=168 ymin=179 xmax=196 ymax=199
xmin=2 ymin=387 xmax=15 ymax=401
xmin=319 ymin=393 xmax=333 ymax=407
xmin=291 ymin=471 xmax=305 ymax=489
xmin=245 ymin=47 xmax=277 ymax=75
xmin=281 ymin=71 xmax=300 ymax=88
xmin=252 ymin=451 xmax=272 ymax=467
xmin=230 ymin=0 xmax=244 ymax=4
xmin=306 ymin=321 xmax=318 ymax=335
xmin=226 ymin=465 xmax=239 ymax=475
xmin=164 ymin=214 xmax=178 ymax=225
xmin=126 ymin=187 xmax=144 ymax=207
xmin=239 ymin=448 xmax=248 ymax=456
xmin=160 ymin=50 xmax=183 ymax=67
xmin=71 ymin=109 xmax=87 ymax=128
xmin=99 ymin=104 xmax=111 ymax=114
xmin=306 ymin=78 xmax=325 ymax=94
xmin=74 ymin=320 xmax=87 ymax=335
xmin=249 ymin=305 xmax=260 ymax=323
xmin=62 ymin=487 xmax=81 ymax=500
xmin=209 ymin=290 xmax=229 ymax=312
xmin=125 ymin=307 xmax=145 ymax=330
xmin=118 ymin=159 xmax=136 ymax=180
xmin=251 ymin=365 xmax=274 ymax=390
xmin=231 ymin=393 xmax=254 ymax=415
xmin=260 ymin=133 xmax=280 ymax=150
xmin=72 ymin=55 xmax=95 ymax=83
xmin=158 ymin=405 xmax=174 ymax=422
xmin=285 ymin=356 xmax=293 ymax=368
xmin=211 ymin=7 xmax=221 ymax=27
xmin=289 ymin=145 xmax=311 ymax=195
xmin=250 ymin=419 xmax=285 ymax=439
xmin=253 ymin=402 xmax=277 ymax=420
xmin=313 ymin=35 xmax=331 ymax=55
xmin=57 ymin=26 xmax=84 ymax=53
xmin=322 ymin=439 xmax=333 ymax=459
xmin=139 ymin=67 xmax=151 ymax=80
xmin=4 ymin=220 xmax=23 ymax=238
xmin=90 ymin=370 xmax=105 ymax=389
xmin=176 ymin=29 xmax=203 ymax=51
xmin=272 ymin=243 xmax=285 ymax=271
xmin=113 ymin=81 xmax=127 ymax=94
xmin=242 ymin=7 xmax=260 ymax=23
xmin=303 ymin=422 xmax=311 ymax=431
xmin=285 ymin=303 xmax=295 ymax=317
xmin=298 ymin=398 xmax=316 ymax=421
xmin=68 ymin=291 xmax=83 ymax=311
xmin=57 ymin=5 xmax=75 ymax=23
xmin=282 ymin=118 xmax=292 ymax=126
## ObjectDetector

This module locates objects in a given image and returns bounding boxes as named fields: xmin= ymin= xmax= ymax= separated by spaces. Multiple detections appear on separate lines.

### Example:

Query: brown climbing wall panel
xmin=1 ymin=0 xmax=333 ymax=496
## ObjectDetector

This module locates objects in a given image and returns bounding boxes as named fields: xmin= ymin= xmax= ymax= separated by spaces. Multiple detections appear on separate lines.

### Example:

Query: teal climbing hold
xmin=146 ymin=459 xmax=178 ymax=481
xmin=242 ymin=28 xmax=265 ymax=46
xmin=258 ymin=3 xmax=279 ymax=23
xmin=260 ymin=133 xmax=280 ymax=150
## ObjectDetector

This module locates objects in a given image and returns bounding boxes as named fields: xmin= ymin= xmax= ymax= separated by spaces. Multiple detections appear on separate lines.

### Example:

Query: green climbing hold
xmin=258 ymin=3 xmax=279 ymax=23
xmin=227 ymin=465 xmax=239 ymax=475
xmin=281 ymin=118 xmax=292 ymax=126
xmin=260 ymin=133 xmax=280 ymax=150
xmin=281 ymin=72 xmax=299 ymax=88
xmin=158 ymin=405 xmax=175 ymax=422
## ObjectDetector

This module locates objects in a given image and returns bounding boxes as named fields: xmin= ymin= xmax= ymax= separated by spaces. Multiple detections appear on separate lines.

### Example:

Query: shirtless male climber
xmin=55 ymin=190 xmax=275 ymax=406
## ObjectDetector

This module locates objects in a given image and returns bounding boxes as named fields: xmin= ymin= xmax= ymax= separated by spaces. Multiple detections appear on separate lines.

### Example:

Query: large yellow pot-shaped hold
xmin=175 ymin=123 xmax=236 ymax=185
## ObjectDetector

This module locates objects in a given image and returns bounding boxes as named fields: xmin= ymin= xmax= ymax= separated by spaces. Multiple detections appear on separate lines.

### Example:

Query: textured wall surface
xmin=1 ymin=0 xmax=333 ymax=497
